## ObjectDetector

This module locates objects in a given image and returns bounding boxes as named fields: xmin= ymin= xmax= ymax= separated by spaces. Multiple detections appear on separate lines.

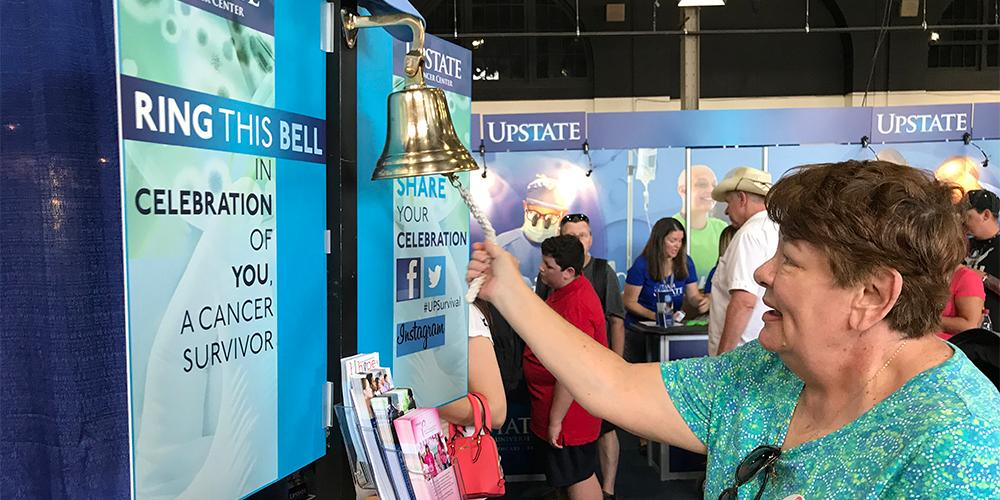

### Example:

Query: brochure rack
xmin=335 ymin=404 xmax=379 ymax=497
xmin=336 ymin=402 xmax=468 ymax=499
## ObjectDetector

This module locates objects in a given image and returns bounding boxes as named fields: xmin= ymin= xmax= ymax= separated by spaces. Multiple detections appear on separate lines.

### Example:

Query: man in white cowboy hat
xmin=708 ymin=166 xmax=779 ymax=355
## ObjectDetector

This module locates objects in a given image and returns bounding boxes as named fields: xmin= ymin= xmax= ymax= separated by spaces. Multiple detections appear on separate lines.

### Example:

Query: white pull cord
xmin=448 ymin=174 xmax=495 ymax=303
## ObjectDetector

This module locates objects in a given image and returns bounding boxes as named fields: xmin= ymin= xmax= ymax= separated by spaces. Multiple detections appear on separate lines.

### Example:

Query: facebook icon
xmin=396 ymin=257 xmax=422 ymax=302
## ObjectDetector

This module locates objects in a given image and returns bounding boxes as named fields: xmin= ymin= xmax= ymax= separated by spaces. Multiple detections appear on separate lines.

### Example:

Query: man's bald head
xmin=677 ymin=165 xmax=718 ymax=215
xmin=677 ymin=164 xmax=717 ymax=192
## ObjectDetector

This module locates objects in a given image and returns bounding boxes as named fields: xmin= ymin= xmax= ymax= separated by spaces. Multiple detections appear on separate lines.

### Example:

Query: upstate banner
xmin=115 ymin=0 xmax=327 ymax=497
xmin=390 ymin=35 xmax=472 ymax=408
xmin=472 ymin=106 xmax=1000 ymax=284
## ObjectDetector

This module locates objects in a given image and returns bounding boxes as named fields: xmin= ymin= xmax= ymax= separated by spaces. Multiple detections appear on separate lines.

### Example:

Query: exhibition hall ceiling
xmin=411 ymin=0 xmax=1000 ymax=100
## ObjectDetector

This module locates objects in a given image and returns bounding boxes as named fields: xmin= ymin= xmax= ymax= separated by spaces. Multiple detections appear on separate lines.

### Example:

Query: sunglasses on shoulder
xmin=718 ymin=445 xmax=781 ymax=500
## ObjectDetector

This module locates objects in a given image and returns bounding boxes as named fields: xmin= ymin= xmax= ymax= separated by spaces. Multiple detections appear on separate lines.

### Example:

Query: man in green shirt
xmin=673 ymin=165 xmax=729 ymax=282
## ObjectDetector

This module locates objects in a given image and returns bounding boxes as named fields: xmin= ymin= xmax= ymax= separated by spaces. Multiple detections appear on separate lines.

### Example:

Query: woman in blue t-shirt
xmin=624 ymin=217 xmax=710 ymax=327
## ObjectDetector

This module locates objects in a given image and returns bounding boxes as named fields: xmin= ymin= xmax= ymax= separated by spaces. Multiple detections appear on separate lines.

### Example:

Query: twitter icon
xmin=424 ymin=256 xmax=446 ymax=297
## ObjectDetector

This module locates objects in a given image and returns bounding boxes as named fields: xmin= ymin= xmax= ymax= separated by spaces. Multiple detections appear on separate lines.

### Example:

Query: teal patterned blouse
xmin=660 ymin=341 xmax=1000 ymax=499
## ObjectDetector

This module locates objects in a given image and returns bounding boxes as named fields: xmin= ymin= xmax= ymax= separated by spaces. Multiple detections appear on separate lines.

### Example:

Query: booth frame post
xmin=626 ymin=150 xmax=635 ymax=267
xmin=684 ymin=148 xmax=692 ymax=252
xmin=316 ymin=0 xmax=360 ymax=497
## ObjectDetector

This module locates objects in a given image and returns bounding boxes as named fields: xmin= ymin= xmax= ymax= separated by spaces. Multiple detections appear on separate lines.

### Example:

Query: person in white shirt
xmin=439 ymin=300 xmax=508 ymax=431
xmin=708 ymin=167 xmax=780 ymax=355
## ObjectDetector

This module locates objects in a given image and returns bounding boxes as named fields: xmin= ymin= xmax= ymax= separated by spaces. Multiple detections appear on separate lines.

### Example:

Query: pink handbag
xmin=448 ymin=392 xmax=505 ymax=498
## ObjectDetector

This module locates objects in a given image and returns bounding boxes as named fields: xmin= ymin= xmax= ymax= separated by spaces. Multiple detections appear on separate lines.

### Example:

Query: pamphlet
xmin=393 ymin=408 xmax=462 ymax=500
xmin=341 ymin=353 xmax=380 ymax=404
xmin=350 ymin=368 xmax=399 ymax=500
xmin=339 ymin=353 xmax=381 ymax=488
xmin=371 ymin=388 xmax=417 ymax=500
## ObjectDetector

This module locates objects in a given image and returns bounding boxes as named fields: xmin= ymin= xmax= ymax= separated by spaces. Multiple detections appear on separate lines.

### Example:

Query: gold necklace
xmin=866 ymin=339 xmax=909 ymax=387
xmin=787 ymin=339 xmax=909 ymax=446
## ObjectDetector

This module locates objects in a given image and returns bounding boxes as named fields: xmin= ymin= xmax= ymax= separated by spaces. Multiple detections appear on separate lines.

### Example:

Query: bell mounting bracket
xmin=322 ymin=4 xmax=427 ymax=86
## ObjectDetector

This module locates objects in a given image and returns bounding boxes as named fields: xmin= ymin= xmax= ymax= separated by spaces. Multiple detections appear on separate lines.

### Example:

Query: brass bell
xmin=334 ymin=6 xmax=479 ymax=182
xmin=337 ymin=9 xmax=478 ymax=181
xmin=372 ymin=84 xmax=478 ymax=180
xmin=366 ymin=32 xmax=478 ymax=181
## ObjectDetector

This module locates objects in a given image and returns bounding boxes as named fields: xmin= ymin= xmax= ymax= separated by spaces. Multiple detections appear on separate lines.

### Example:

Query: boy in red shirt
xmin=525 ymin=235 xmax=608 ymax=499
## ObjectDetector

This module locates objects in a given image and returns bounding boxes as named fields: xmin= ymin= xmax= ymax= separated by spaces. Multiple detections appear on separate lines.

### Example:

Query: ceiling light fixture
xmin=677 ymin=0 xmax=726 ymax=7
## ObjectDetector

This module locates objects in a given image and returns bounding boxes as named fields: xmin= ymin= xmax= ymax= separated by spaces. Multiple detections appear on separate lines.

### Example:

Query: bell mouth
xmin=372 ymin=150 xmax=478 ymax=180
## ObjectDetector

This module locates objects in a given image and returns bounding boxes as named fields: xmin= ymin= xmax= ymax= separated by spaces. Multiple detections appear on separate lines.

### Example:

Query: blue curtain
xmin=1 ymin=0 xmax=130 ymax=498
